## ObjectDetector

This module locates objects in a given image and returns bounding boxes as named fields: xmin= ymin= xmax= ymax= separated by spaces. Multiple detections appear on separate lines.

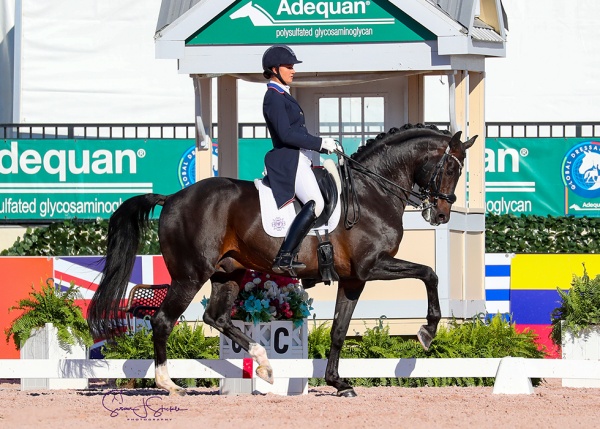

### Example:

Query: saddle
xmin=256 ymin=159 xmax=341 ymax=284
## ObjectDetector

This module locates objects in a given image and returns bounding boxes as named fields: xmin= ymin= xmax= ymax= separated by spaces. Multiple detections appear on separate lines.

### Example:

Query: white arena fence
xmin=2 ymin=357 xmax=600 ymax=395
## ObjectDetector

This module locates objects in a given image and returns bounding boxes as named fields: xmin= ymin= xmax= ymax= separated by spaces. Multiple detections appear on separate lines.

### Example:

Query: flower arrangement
xmin=202 ymin=271 xmax=313 ymax=328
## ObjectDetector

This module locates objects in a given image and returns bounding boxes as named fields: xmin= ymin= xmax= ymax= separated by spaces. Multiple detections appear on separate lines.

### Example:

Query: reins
xmin=333 ymin=143 xmax=463 ymax=229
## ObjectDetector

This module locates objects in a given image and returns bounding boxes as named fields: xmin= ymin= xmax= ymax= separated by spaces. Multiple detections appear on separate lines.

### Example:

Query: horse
xmin=88 ymin=123 xmax=477 ymax=397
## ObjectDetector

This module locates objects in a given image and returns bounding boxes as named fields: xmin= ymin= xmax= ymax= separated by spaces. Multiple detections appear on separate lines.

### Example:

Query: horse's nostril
xmin=438 ymin=213 xmax=447 ymax=223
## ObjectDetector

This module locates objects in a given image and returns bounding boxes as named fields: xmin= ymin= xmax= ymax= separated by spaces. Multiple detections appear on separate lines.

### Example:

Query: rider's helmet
xmin=262 ymin=45 xmax=302 ymax=80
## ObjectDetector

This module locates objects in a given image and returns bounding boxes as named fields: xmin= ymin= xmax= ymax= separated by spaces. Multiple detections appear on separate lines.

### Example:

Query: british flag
xmin=52 ymin=255 xmax=171 ymax=314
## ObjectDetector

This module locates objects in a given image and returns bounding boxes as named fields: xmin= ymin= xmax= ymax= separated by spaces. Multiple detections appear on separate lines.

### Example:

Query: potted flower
xmin=550 ymin=265 xmax=600 ymax=387
xmin=202 ymin=271 xmax=313 ymax=395
xmin=5 ymin=280 xmax=93 ymax=390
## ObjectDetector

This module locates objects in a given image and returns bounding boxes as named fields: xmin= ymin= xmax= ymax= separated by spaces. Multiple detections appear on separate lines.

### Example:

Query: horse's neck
xmin=361 ymin=140 xmax=431 ymax=185
xmin=353 ymin=142 xmax=429 ymax=208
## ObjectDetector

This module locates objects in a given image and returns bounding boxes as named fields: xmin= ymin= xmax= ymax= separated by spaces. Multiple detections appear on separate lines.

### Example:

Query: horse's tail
xmin=88 ymin=193 xmax=167 ymax=341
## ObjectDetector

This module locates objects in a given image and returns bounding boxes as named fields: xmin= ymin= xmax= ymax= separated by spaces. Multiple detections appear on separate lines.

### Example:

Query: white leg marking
xmin=248 ymin=342 xmax=269 ymax=366
xmin=155 ymin=363 xmax=184 ymax=394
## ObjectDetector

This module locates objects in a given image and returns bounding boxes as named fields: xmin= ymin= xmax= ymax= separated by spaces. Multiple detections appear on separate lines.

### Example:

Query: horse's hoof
xmin=337 ymin=388 xmax=357 ymax=398
xmin=169 ymin=387 xmax=187 ymax=397
xmin=417 ymin=325 xmax=433 ymax=351
xmin=256 ymin=365 xmax=274 ymax=384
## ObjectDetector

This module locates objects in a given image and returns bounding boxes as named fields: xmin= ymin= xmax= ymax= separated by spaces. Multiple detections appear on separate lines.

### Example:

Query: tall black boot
xmin=272 ymin=200 xmax=317 ymax=277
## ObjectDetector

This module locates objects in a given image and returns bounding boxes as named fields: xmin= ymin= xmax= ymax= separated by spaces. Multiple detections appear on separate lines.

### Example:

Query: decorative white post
xmin=20 ymin=323 xmax=88 ymax=390
xmin=220 ymin=319 xmax=308 ymax=395
xmin=562 ymin=325 xmax=600 ymax=388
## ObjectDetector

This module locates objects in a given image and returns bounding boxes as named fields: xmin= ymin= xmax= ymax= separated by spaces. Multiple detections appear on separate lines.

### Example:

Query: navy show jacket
xmin=262 ymin=83 xmax=322 ymax=209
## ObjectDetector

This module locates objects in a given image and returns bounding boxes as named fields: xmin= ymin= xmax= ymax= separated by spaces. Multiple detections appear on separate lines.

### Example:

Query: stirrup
xmin=272 ymin=254 xmax=306 ymax=277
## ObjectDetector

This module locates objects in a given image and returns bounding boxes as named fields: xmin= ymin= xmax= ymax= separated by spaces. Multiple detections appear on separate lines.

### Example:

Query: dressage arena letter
xmin=273 ymin=327 xmax=290 ymax=354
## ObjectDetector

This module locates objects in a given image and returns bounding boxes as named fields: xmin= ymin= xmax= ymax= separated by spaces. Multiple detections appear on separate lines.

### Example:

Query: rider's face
xmin=273 ymin=64 xmax=295 ymax=85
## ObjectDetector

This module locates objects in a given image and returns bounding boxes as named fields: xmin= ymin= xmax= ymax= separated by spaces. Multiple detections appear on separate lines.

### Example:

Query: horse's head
xmin=418 ymin=131 xmax=477 ymax=226
xmin=578 ymin=150 xmax=600 ymax=175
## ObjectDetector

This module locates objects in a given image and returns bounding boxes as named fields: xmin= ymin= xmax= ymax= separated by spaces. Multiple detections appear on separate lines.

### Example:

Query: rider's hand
xmin=320 ymin=138 xmax=338 ymax=154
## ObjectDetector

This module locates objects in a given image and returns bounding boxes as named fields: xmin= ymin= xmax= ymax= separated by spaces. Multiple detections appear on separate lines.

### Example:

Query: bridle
xmin=335 ymin=144 xmax=463 ymax=229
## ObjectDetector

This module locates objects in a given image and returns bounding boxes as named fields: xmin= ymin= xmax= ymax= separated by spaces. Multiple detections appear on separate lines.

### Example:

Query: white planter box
xmin=20 ymin=322 xmax=88 ymax=390
xmin=219 ymin=319 xmax=308 ymax=395
xmin=562 ymin=325 xmax=600 ymax=388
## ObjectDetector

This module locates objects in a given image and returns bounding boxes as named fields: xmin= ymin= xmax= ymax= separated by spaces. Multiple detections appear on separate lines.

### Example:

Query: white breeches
xmin=295 ymin=152 xmax=324 ymax=217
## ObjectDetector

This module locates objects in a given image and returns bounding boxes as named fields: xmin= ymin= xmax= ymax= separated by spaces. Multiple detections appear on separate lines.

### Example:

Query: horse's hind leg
xmin=203 ymin=276 xmax=273 ymax=384
xmin=325 ymin=280 xmax=365 ymax=397
xmin=151 ymin=278 xmax=202 ymax=396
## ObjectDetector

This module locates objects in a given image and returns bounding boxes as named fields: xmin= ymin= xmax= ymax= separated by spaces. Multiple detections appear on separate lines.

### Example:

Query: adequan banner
xmin=0 ymin=139 xmax=196 ymax=220
xmin=485 ymin=138 xmax=600 ymax=217
xmin=186 ymin=0 xmax=435 ymax=45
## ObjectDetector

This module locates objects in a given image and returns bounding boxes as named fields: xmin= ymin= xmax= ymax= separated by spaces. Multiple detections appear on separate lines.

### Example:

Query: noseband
xmin=336 ymin=144 xmax=462 ymax=228
xmin=423 ymin=145 xmax=463 ymax=207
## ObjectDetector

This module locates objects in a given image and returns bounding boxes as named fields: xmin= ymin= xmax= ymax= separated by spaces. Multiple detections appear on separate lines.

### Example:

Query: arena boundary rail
xmin=1 ymin=357 xmax=599 ymax=395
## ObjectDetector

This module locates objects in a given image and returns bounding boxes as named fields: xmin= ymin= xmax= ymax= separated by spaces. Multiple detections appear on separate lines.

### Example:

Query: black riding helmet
xmin=262 ymin=44 xmax=302 ymax=85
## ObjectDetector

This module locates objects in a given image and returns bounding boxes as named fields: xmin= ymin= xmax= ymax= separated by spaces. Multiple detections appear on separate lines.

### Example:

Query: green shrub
xmin=0 ymin=218 xmax=160 ymax=256
xmin=307 ymin=314 xmax=546 ymax=388
xmin=101 ymin=320 xmax=219 ymax=388
xmin=486 ymin=214 xmax=600 ymax=253
xmin=5 ymin=280 xmax=93 ymax=350
xmin=550 ymin=265 xmax=600 ymax=346
xmin=4 ymin=214 xmax=599 ymax=256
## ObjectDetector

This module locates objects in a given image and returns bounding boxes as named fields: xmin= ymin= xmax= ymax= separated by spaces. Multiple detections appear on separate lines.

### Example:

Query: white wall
xmin=0 ymin=0 xmax=16 ymax=123
xmin=13 ymin=0 xmax=194 ymax=123
xmin=425 ymin=0 xmax=600 ymax=123
xmin=4 ymin=0 xmax=600 ymax=124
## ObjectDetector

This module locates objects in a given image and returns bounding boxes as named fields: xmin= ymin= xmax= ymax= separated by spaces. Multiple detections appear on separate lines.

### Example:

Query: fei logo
xmin=561 ymin=141 xmax=600 ymax=199
xmin=178 ymin=145 xmax=196 ymax=189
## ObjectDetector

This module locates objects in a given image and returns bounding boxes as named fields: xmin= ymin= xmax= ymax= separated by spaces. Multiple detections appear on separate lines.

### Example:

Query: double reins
xmin=333 ymin=144 xmax=463 ymax=229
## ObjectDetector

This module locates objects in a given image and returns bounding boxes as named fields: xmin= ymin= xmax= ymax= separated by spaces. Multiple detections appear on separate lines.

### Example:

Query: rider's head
xmin=262 ymin=44 xmax=302 ymax=86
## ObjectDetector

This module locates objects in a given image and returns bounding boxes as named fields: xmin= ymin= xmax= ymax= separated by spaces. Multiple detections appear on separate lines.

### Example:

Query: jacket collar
xmin=267 ymin=81 xmax=290 ymax=94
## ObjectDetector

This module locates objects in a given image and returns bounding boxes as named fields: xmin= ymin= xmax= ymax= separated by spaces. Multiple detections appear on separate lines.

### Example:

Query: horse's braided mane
xmin=351 ymin=123 xmax=451 ymax=162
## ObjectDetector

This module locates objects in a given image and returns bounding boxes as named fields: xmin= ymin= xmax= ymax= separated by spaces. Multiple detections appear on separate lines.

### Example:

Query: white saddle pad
xmin=255 ymin=179 xmax=342 ymax=238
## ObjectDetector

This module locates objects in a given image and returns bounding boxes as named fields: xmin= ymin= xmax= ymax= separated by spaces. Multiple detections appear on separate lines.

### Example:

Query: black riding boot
xmin=272 ymin=200 xmax=317 ymax=277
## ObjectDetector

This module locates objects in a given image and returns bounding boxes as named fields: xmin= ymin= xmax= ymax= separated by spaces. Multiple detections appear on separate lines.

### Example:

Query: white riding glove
xmin=320 ymin=138 xmax=338 ymax=154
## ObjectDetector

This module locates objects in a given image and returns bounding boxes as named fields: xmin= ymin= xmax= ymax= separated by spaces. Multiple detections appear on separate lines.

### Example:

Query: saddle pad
xmin=255 ymin=179 xmax=341 ymax=238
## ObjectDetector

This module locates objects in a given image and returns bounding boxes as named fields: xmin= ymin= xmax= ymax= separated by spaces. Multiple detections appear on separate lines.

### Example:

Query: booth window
xmin=318 ymin=96 xmax=385 ymax=152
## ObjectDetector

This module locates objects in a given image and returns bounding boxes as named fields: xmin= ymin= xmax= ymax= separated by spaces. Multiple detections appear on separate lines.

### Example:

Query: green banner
xmin=186 ymin=0 xmax=434 ymax=45
xmin=0 ymin=139 xmax=196 ymax=220
xmin=485 ymin=138 xmax=600 ymax=217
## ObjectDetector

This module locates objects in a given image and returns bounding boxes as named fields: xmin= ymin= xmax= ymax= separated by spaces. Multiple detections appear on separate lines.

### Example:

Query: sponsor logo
xmin=178 ymin=145 xmax=196 ymax=188
xmin=230 ymin=0 xmax=393 ymax=26
xmin=0 ymin=141 xmax=140 ymax=182
xmin=561 ymin=141 xmax=600 ymax=199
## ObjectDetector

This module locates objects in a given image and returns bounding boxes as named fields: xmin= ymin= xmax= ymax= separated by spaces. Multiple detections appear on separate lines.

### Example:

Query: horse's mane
xmin=351 ymin=123 xmax=451 ymax=163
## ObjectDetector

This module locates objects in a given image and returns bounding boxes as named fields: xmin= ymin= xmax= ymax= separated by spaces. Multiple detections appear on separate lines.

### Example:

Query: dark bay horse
xmin=88 ymin=124 xmax=476 ymax=397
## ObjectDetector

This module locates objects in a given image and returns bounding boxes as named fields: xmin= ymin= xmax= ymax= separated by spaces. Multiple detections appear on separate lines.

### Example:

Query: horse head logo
xmin=578 ymin=150 xmax=600 ymax=190
xmin=230 ymin=2 xmax=273 ymax=26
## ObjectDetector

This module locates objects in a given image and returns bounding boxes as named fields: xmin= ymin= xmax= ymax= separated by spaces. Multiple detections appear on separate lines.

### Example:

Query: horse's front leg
xmin=202 ymin=279 xmax=273 ymax=384
xmin=325 ymin=280 xmax=365 ymax=397
xmin=362 ymin=254 xmax=440 ymax=350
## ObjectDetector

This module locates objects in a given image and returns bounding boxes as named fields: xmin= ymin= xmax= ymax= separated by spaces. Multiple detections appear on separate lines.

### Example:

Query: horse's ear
xmin=448 ymin=131 xmax=463 ymax=151
xmin=464 ymin=135 xmax=477 ymax=150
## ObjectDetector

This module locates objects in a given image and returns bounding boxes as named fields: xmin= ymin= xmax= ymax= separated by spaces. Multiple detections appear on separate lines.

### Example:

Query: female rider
xmin=261 ymin=44 xmax=338 ymax=276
